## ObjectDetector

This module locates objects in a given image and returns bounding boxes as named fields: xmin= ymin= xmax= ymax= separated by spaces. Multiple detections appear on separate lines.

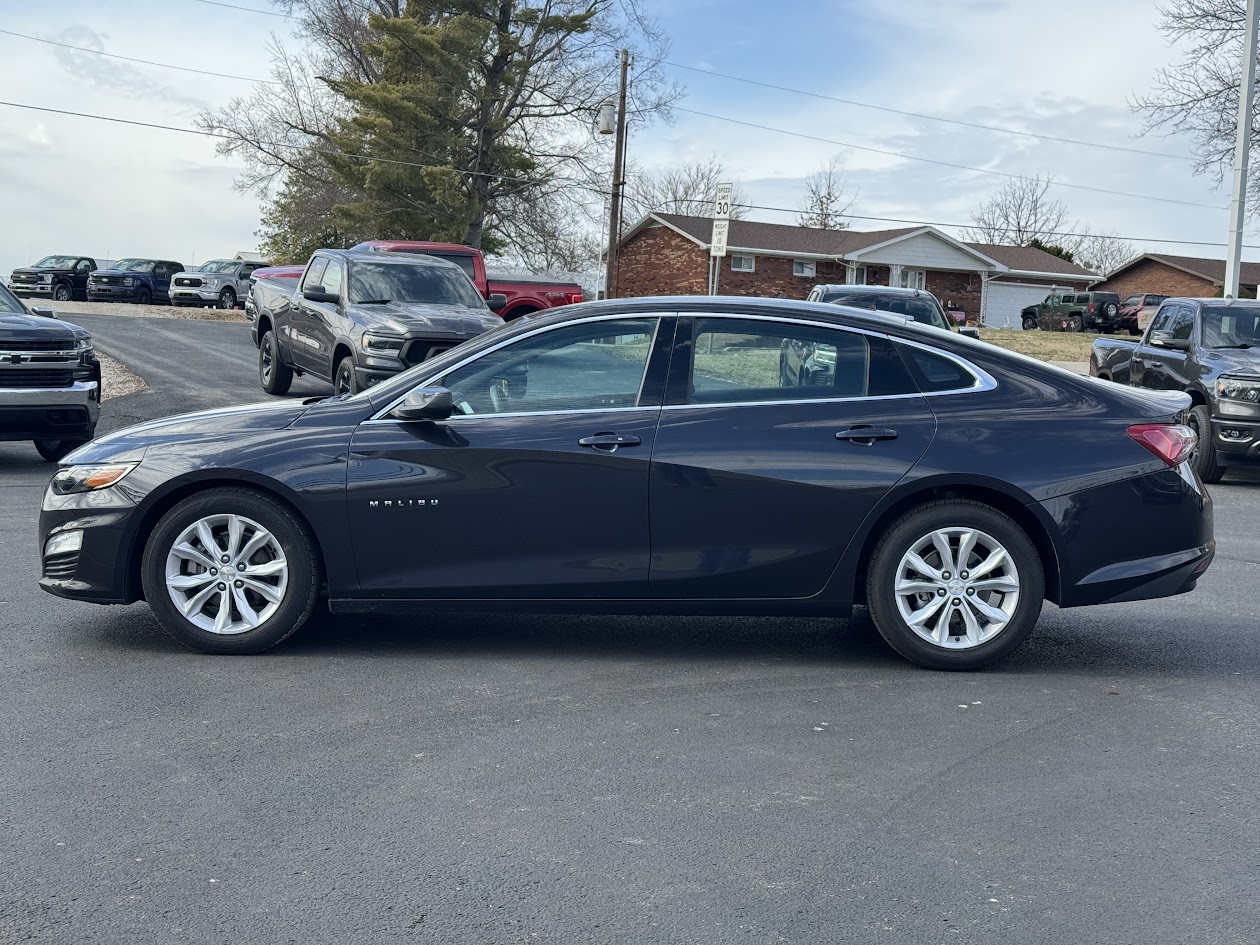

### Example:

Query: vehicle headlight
xmin=203 ymin=278 xmax=220 ymax=289
xmin=73 ymin=337 xmax=92 ymax=352
xmin=123 ymin=277 xmax=134 ymax=286
xmin=1217 ymin=376 xmax=1260 ymax=404
xmin=51 ymin=463 xmax=137 ymax=496
xmin=39 ymin=273 xmax=52 ymax=283
xmin=363 ymin=332 xmax=406 ymax=353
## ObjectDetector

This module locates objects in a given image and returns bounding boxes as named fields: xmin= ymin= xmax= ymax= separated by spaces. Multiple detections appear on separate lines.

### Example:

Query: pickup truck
xmin=1021 ymin=290 xmax=1122 ymax=332
xmin=170 ymin=258 xmax=271 ymax=310
xmin=1090 ymin=296 xmax=1260 ymax=482
xmin=8 ymin=255 xmax=103 ymax=303
xmin=87 ymin=258 xmax=186 ymax=305
xmin=0 ymin=280 xmax=101 ymax=461
xmin=352 ymin=240 xmax=583 ymax=320
xmin=250 ymin=249 xmax=503 ymax=396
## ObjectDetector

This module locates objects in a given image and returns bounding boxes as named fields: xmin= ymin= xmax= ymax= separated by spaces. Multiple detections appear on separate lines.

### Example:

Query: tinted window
xmin=323 ymin=258 xmax=345 ymax=296
xmin=439 ymin=318 xmax=658 ymax=415
xmin=1148 ymin=306 xmax=1176 ymax=334
xmin=302 ymin=257 xmax=329 ymax=291
xmin=895 ymin=344 xmax=977 ymax=393
xmin=1170 ymin=306 xmax=1195 ymax=341
xmin=1200 ymin=306 xmax=1260 ymax=347
xmin=820 ymin=290 xmax=951 ymax=331
xmin=349 ymin=261 xmax=484 ymax=306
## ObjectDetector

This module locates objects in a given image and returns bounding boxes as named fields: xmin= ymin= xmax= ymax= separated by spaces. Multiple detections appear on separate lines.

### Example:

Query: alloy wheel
xmin=893 ymin=527 xmax=1021 ymax=650
xmin=164 ymin=513 xmax=289 ymax=634
xmin=219 ymin=289 xmax=236 ymax=310
xmin=260 ymin=335 xmax=274 ymax=383
xmin=54 ymin=285 xmax=71 ymax=302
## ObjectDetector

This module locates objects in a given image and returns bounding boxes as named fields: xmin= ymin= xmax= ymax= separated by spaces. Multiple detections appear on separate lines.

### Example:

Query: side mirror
xmin=303 ymin=285 xmax=338 ymax=303
xmin=959 ymin=326 xmax=980 ymax=339
xmin=1166 ymin=336 xmax=1191 ymax=351
xmin=487 ymin=293 xmax=508 ymax=313
xmin=1148 ymin=330 xmax=1183 ymax=349
xmin=30 ymin=305 xmax=57 ymax=319
xmin=391 ymin=386 xmax=453 ymax=421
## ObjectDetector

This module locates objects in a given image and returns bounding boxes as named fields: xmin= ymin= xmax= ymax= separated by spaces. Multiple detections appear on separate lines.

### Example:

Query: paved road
xmin=2 ymin=316 xmax=1259 ymax=944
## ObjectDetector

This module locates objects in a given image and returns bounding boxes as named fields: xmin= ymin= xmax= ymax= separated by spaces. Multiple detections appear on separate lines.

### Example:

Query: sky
xmin=0 ymin=0 xmax=1252 ymax=278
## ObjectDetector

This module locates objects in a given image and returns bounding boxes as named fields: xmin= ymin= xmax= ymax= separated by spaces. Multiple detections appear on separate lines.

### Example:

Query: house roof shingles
xmin=643 ymin=213 xmax=1096 ymax=277
xmin=1129 ymin=253 xmax=1260 ymax=287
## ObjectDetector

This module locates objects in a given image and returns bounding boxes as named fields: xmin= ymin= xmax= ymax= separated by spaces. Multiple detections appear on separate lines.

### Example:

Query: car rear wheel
xmin=865 ymin=499 xmax=1045 ymax=670
xmin=1187 ymin=404 xmax=1225 ymax=484
xmin=259 ymin=329 xmax=293 ymax=395
xmin=1022 ymin=317 xmax=1037 ymax=331
xmin=217 ymin=288 xmax=237 ymax=310
xmin=334 ymin=356 xmax=359 ymax=396
xmin=1065 ymin=315 xmax=1084 ymax=332
xmin=53 ymin=284 xmax=72 ymax=302
xmin=34 ymin=437 xmax=90 ymax=462
xmin=141 ymin=488 xmax=322 ymax=654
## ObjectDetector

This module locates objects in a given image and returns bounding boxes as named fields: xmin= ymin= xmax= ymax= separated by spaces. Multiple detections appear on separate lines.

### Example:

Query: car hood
xmin=349 ymin=301 xmax=501 ymax=336
xmin=0 ymin=312 xmax=87 ymax=344
xmin=91 ymin=269 xmax=151 ymax=278
xmin=12 ymin=267 xmax=72 ymax=276
xmin=66 ymin=400 xmax=315 ymax=464
xmin=1205 ymin=348 xmax=1260 ymax=377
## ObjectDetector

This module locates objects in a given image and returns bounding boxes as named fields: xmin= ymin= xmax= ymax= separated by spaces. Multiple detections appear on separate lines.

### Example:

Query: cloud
xmin=50 ymin=26 xmax=204 ymax=109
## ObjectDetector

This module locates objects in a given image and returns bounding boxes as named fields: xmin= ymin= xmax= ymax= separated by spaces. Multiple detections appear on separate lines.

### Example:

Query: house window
xmin=730 ymin=255 xmax=755 ymax=273
xmin=898 ymin=268 xmax=926 ymax=290
xmin=793 ymin=259 xmax=817 ymax=278
xmin=846 ymin=265 xmax=867 ymax=286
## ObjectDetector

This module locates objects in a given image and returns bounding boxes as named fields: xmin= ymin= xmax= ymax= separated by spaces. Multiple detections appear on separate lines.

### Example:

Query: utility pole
xmin=1225 ymin=0 xmax=1259 ymax=298
xmin=603 ymin=49 xmax=630 ymax=300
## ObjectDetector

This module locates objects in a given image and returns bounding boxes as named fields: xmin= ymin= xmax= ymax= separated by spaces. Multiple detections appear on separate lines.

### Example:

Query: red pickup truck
xmin=352 ymin=240 xmax=583 ymax=320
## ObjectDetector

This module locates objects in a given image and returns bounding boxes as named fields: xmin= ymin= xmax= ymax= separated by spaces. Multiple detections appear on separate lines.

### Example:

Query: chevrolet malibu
xmin=38 ymin=297 xmax=1213 ymax=670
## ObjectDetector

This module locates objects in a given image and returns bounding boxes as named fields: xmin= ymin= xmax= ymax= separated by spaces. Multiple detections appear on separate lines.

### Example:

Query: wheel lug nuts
xmin=941 ymin=571 xmax=951 ymax=579
xmin=210 ymin=568 xmax=217 ymax=576
xmin=961 ymin=571 xmax=969 ymax=579
xmin=966 ymin=588 xmax=975 ymax=596
xmin=221 ymin=555 xmax=230 ymax=563
xmin=234 ymin=580 xmax=243 ymax=588
xmin=937 ymin=589 xmax=946 ymax=597
xmin=217 ymin=583 xmax=226 ymax=590
xmin=952 ymin=598 xmax=961 ymax=606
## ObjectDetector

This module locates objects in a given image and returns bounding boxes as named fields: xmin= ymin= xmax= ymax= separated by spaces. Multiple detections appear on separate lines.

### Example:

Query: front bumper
xmin=9 ymin=283 xmax=51 ymax=296
xmin=170 ymin=288 xmax=223 ymax=305
xmin=0 ymin=381 xmax=101 ymax=440
xmin=1212 ymin=418 xmax=1260 ymax=465
xmin=87 ymin=286 xmax=139 ymax=302
xmin=39 ymin=487 xmax=141 ymax=605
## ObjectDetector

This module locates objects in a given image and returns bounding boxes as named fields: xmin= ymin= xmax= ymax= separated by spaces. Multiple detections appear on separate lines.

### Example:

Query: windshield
xmin=110 ymin=258 xmax=155 ymax=273
xmin=1201 ymin=306 xmax=1260 ymax=348
xmin=198 ymin=260 xmax=239 ymax=274
xmin=349 ymin=261 xmax=485 ymax=306
xmin=0 ymin=282 xmax=25 ymax=314
xmin=822 ymin=290 xmax=952 ymax=331
xmin=33 ymin=255 xmax=77 ymax=269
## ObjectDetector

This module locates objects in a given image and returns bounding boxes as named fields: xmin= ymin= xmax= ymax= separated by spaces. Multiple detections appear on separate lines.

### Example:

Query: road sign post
xmin=709 ymin=182 xmax=732 ymax=295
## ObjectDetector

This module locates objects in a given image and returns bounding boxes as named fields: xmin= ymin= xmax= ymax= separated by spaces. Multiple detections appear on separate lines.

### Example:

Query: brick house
xmin=1093 ymin=253 xmax=1260 ymax=300
xmin=615 ymin=213 xmax=1099 ymax=327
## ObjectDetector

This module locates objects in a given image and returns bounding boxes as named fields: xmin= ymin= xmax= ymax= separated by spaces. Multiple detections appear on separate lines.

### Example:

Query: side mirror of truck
xmin=30 ymin=305 xmax=57 ymax=319
xmin=303 ymin=285 xmax=339 ymax=304
xmin=487 ymin=293 xmax=508 ymax=314
xmin=1149 ymin=331 xmax=1189 ymax=351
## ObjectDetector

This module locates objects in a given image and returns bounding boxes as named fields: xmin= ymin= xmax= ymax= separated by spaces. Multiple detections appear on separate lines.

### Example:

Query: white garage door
xmin=984 ymin=282 xmax=1056 ymax=329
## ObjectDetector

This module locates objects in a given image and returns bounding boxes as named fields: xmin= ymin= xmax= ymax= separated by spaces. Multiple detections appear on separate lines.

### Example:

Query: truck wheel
xmin=334 ymin=356 xmax=360 ymax=396
xmin=1022 ymin=317 xmax=1037 ymax=331
xmin=136 ymin=287 xmax=152 ymax=305
xmin=1128 ymin=328 xmax=1142 ymax=337
xmin=53 ymin=284 xmax=71 ymax=302
xmin=34 ymin=437 xmax=90 ymax=462
xmin=865 ymin=499 xmax=1045 ymax=670
xmin=259 ymin=329 xmax=293 ymax=395
xmin=217 ymin=287 xmax=237 ymax=310
xmin=1188 ymin=404 xmax=1226 ymax=484
xmin=1066 ymin=315 xmax=1084 ymax=332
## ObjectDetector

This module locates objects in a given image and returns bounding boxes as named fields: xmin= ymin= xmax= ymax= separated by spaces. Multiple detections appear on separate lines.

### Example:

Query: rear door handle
xmin=836 ymin=426 xmax=899 ymax=444
xmin=579 ymin=433 xmax=642 ymax=451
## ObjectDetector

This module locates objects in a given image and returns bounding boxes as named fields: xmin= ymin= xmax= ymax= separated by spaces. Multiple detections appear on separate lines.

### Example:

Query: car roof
xmin=813 ymin=284 xmax=935 ymax=297
xmin=1161 ymin=297 xmax=1260 ymax=307
xmin=354 ymin=240 xmax=474 ymax=254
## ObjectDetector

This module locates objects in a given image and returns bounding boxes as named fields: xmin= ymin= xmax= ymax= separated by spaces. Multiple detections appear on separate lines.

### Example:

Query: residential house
xmin=1093 ymin=253 xmax=1260 ymax=300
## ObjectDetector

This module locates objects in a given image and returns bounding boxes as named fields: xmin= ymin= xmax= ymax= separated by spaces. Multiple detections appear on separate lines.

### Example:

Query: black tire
xmin=141 ymin=487 xmax=322 ymax=654
xmin=1100 ymin=326 xmax=1115 ymax=335
xmin=1066 ymin=314 xmax=1084 ymax=333
xmin=34 ymin=436 xmax=91 ymax=462
xmin=865 ymin=499 xmax=1045 ymax=670
xmin=218 ymin=287 xmax=237 ymax=310
xmin=53 ymin=283 xmax=72 ymax=303
xmin=136 ymin=286 xmax=152 ymax=305
xmin=259 ymin=329 xmax=293 ymax=395
xmin=334 ymin=356 xmax=359 ymax=396
xmin=1187 ymin=404 xmax=1226 ymax=484
xmin=1022 ymin=317 xmax=1037 ymax=331
xmin=1128 ymin=328 xmax=1142 ymax=337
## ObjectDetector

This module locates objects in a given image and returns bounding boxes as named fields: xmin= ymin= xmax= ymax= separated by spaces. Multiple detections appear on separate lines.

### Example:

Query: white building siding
xmin=855 ymin=232 xmax=991 ymax=271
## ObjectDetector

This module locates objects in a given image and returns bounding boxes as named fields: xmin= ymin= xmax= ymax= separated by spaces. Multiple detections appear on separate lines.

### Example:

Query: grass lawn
xmin=977 ymin=327 xmax=1106 ymax=363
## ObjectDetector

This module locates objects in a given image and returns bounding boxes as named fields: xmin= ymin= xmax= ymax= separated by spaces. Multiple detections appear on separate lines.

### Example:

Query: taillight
xmin=569 ymin=292 xmax=583 ymax=304
xmin=1127 ymin=423 xmax=1196 ymax=467
xmin=1088 ymin=302 xmax=1095 ymax=313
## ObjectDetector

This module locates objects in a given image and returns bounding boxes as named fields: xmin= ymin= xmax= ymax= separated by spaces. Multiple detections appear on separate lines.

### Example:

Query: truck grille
xmin=402 ymin=341 xmax=455 ymax=367
xmin=92 ymin=275 xmax=119 ymax=285
xmin=10 ymin=273 xmax=38 ymax=283
xmin=174 ymin=277 xmax=202 ymax=287
xmin=1 ymin=339 xmax=76 ymax=352
xmin=0 ymin=368 xmax=74 ymax=388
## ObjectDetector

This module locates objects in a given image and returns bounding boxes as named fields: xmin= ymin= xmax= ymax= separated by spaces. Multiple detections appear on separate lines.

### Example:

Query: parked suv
xmin=806 ymin=284 xmax=979 ymax=337
xmin=87 ymin=259 xmax=185 ymax=304
xmin=8 ymin=255 xmax=101 ymax=303
xmin=1020 ymin=290 xmax=1121 ymax=332
xmin=0 ymin=281 xmax=101 ymax=461
xmin=170 ymin=259 xmax=270 ymax=310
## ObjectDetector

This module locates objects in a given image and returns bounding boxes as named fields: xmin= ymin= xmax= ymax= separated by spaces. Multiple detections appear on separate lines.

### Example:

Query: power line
xmin=674 ymin=106 xmax=1224 ymax=211
xmin=664 ymin=60 xmax=1189 ymax=162
xmin=192 ymin=0 xmax=289 ymax=15
xmin=0 ymin=28 xmax=275 ymax=85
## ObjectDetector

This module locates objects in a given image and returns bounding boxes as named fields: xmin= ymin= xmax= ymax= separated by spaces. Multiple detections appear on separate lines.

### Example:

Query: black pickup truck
xmin=8 ymin=255 xmax=100 ymax=303
xmin=1090 ymin=297 xmax=1260 ymax=482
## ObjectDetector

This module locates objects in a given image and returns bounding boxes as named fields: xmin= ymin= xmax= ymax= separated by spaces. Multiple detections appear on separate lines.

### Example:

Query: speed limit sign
xmin=712 ymin=182 xmax=733 ymax=221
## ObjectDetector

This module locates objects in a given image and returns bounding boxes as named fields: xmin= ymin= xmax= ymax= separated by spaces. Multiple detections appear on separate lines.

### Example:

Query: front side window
xmin=687 ymin=318 xmax=917 ymax=404
xmin=322 ymin=259 xmax=345 ymax=297
xmin=349 ymin=261 xmax=484 ymax=306
xmin=1148 ymin=306 xmax=1176 ymax=335
xmin=438 ymin=317 xmax=659 ymax=416
xmin=1170 ymin=306 xmax=1195 ymax=341
xmin=302 ymin=257 xmax=329 ymax=292
xmin=730 ymin=255 xmax=755 ymax=273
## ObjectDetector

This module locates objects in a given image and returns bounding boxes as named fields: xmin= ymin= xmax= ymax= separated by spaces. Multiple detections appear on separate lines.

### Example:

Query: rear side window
xmin=895 ymin=343 xmax=978 ymax=393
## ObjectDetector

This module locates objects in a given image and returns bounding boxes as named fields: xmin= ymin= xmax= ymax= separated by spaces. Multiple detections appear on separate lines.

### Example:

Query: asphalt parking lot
xmin=2 ymin=315 xmax=1259 ymax=944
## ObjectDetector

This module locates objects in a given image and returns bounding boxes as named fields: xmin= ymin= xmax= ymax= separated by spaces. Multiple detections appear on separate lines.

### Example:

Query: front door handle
xmin=579 ymin=433 xmax=642 ymax=452
xmin=1151 ymin=361 xmax=1164 ymax=368
xmin=836 ymin=426 xmax=899 ymax=444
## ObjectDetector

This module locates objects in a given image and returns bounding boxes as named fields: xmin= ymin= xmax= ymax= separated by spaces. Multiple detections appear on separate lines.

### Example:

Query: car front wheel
xmin=1187 ymin=404 xmax=1225 ymax=484
xmin=218 ymin=288 xmax=237 ymax=310
xmin=141 ymin=488 xmax=322 ymax=654
xmin=865 ymin=499 xmax=1045 ymax=670
xmin=259 ymin=329 xmax=293 ymax=395
xmin=334 ymin=356 xmax=360 ymax=396
xmin=1022 ymin=317 xmax=1037 ymax=331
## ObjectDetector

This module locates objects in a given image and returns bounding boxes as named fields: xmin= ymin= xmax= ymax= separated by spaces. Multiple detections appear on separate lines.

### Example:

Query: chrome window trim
xmin=366 ymin=309 xmax=996 ymax=422
xmin=368 ymin=405 xmax=662 ymax=425
xmin=367 ymin=312 xmax=666 ymax=422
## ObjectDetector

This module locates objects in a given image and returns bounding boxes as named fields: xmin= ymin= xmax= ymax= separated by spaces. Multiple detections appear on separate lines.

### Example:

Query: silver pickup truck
xmin=170 ymin=258 xmax=270 ymax=310
xmin=0 ymin=282 xmax=101 ymax=461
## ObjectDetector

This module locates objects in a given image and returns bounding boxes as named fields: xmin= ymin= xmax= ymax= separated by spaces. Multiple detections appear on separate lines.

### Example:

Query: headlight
xmin=363 ymin=332 xmax=406 ymax=353
xmin=123 ymin=277 xmax=135 ymax=287
xmin=39 ymin=274 xmax=52 ymax=283
xmin=1217 ymin=376 xmax=1260 ymax=404
xmin=203 ymin=278 xmax=220 ymax=289
xmin=51 ymin=463 xmax=137 ymax=496
xmin=73 ymin=337 xmax=92 ymax=351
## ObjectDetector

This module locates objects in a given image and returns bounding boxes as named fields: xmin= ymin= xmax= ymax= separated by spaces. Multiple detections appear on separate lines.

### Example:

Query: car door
xmin=1132 ymin=304 xmax=1177 ymax=388
xmin=74 ymin=258 xmax=93 ymax=294
xmin=1147 ymin=304 xmax=1195 ymax=391
xmin=346 ymin=315 xmax=670 ymax=598
xmin=304 ymin=256 xmax=344 ymax=378
xmin=151 ymin=263 xmax=172 ymax=300
xmin=648 ymin=314 xmax=937 ymax=600
xmin=288 ymin=256 xmax=329 ymax=373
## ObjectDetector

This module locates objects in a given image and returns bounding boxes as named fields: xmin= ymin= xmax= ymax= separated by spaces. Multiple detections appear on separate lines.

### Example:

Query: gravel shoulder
xmin=49 ymin=299 xmax=247 ymax=323
xmin=99 ymin=352 xmax=146 ymax=400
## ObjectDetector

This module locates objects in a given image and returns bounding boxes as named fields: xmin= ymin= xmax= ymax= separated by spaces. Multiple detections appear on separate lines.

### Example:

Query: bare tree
xmin=621 ymin=156 xmax=747 ymax=221
xmin=1134 ymin=0 xmax=1260 ymax=206
xmin=797 ymin=158 xmax=852 ymax=230
xmin=1074 ymin=230 xmax=1140 ymax=276
xmin=963 ymin=174 xmax=1072 ymax=245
